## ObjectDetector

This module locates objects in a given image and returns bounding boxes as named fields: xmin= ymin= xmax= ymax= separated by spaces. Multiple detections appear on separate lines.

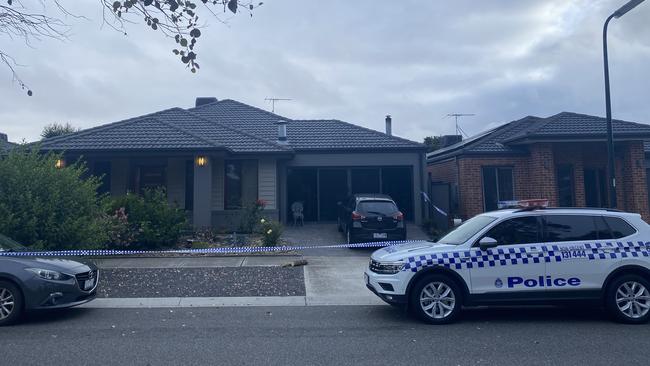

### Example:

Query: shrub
xmin=0 ymin=147 xmax=107 ymax=250
xmin=104 ymin=207 xmax=138 ymax=249
xmin=107 ymin=188 xmax=188 ymax=249
xmin=239 ymin=199 xmax=267 ymax=233
xmin=259 ymin=218 xmax=283 ymax=247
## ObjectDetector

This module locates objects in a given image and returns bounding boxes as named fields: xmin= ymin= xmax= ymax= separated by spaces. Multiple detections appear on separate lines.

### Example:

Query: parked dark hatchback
xmin=338 ymin=194 xmax=406 ymax=244
xmin=0 ymin=234 xmax=99 ymax=326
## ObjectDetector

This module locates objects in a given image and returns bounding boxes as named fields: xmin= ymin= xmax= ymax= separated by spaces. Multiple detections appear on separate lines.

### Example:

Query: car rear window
xmin=603 ymin=216 xmax=637 ymax=238
xmin=356 ymin=201 xmax=398 ymax=216
xmin=544 ymin=215 xmax=598 ymax=242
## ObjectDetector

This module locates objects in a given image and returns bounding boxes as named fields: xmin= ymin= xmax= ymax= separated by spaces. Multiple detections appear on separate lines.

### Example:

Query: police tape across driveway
xmin=0 ymin=239 xmax=414 ymax=257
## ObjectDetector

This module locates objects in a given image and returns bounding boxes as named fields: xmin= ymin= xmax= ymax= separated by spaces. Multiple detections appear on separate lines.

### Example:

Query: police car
xmin=364 ymin=207 xmax=650 ymax=324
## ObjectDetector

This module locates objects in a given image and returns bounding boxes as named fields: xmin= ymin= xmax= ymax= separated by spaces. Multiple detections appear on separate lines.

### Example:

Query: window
xmin=556 ymin=165 xmax=574 ymax=207
xmin=185 ymin=160 xmax=194 ymax=210
xmin=356 ymin=201 xmax=398 ymax=216
xmin=224 ymin=160 xmax=243 ymax=210
xmin=584 ymin=168 xmax=608 ymax=208
xmin=437 ymin=215 xmax=497 ymax=245
xmin=603 ymin=216 xmax=637 ymax=238
xmin=135 ymin=165 xmax=166 ymax=194
xmin=93 ymin=161 xmax=111 ymax=195
xmin=482 ymin=216 xmax=539 ymax=246
xmin=544 ymin=215 xmax=598 ymax=242
xmin=482 ymin=167 xmax=514 ymax=211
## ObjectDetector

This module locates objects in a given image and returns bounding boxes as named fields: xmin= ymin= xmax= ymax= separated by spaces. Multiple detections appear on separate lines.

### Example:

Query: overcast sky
xmin=1 ymin=0 xmax=649 ymax=143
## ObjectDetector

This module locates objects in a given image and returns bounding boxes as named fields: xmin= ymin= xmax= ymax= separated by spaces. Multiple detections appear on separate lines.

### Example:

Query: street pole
xmin=602 ymin=0 xmax=646 ymax=209
xmin=603 ymin=13 xmax=617 ymax=208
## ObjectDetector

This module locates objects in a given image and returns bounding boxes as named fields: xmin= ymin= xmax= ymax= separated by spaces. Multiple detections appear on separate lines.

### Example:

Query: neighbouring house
xmin=427 ymin=112 xmax=650 ymax=222
xmin=0 ymin=132 xmax=16 ymax=154
xmin=39 ymin=98 xmax=427 ymax=229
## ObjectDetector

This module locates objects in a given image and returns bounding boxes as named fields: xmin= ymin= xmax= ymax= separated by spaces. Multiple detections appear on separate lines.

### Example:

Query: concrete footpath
xmin=84 ymin=255 xmax=384 ymax=308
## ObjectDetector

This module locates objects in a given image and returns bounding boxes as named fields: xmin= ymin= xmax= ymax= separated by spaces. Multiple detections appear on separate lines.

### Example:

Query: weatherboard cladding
xmin=39 ymin=99 xmax=423 ymax=153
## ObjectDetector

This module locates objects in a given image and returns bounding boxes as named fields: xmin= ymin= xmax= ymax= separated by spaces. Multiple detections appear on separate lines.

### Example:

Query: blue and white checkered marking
xmin=0 ymin=239 xmax=417 ymax=257
xmin=402 ymin=241 xmax=650 ymax=272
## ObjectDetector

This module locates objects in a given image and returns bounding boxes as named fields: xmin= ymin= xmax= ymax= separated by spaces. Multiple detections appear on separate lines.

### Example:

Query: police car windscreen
xmin=357 ymin=201 xmax=398 ymax=216
xmin=437 ymin=215 xmax=497 ymax=245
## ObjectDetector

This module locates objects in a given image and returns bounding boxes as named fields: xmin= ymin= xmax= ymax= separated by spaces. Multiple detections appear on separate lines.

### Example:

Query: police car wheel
xmin=0 ymin=280 xmax=23 ymax=326
xmin=605 ymin=275 xmax=650 ymax=324
xmin=409 ymin=275 xmax=461 ymax=324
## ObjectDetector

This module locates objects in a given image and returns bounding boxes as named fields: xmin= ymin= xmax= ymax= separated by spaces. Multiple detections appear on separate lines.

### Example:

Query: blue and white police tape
xmin=0 ymin=239 xmax=423 ymax=257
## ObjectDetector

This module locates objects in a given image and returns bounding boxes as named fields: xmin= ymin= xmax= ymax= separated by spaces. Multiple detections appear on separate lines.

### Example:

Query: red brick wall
xmin=621 ymin=141 xmax=649 ymax=220
xmin=428 ymin=141 xmax=650 ymax=221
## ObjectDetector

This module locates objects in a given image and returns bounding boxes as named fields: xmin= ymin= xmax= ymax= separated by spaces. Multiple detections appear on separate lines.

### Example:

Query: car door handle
xmin=601 ymin=247 xmax=617 ymax=253
xmin=527 ymin=250 xmax=543 ymax=258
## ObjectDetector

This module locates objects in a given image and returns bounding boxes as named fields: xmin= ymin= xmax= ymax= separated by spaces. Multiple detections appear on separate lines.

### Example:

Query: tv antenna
xmin=446 ymin=113 xmax=475 ymax=137
xmin=265 ymin=97 xmax=292 ymax=113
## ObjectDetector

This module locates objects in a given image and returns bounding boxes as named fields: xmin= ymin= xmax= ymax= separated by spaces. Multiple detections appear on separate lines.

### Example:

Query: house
xmin=427 ymin=112 xmax=650 ymax=221
xmin=39 ymin=98 xmax=427 ymax=229
xmin=0 ymin=133 xmax=15 ymax=153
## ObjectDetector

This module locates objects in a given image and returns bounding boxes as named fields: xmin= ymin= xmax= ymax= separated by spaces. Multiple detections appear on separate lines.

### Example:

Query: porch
xmin=78 ymin=152 xmax=280 ymax=230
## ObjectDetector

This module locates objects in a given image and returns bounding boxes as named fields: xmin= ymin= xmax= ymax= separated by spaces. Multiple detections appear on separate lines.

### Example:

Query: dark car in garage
xmin=0 ymin=234 xmax=99 ymax=326
xmin=338 ymin=194 xmax=406 ymax=244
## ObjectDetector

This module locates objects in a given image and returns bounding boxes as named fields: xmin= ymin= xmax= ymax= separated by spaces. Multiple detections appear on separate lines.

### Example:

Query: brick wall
xmin=428 ymin=141 xmax=650 ymax=220
xmin=621 ymin=141 xmax=649 ymax=220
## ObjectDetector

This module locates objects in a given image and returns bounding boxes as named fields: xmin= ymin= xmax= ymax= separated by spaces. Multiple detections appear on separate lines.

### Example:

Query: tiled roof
xmin=1 ymin=138 xmax=16 ymax=153
xmin=188 ymin=99 xmax=424 ymax=151
xmin=505 ymin=112 xmax=650 ymax=143
xmin=428 ymin=112 xmax=650 ymax=162
xmin=39 ymin=99 xmax=423 ymax=153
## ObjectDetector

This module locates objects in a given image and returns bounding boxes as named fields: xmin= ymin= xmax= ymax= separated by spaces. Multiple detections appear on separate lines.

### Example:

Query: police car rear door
xmin=543 ymin=214 xmax=623 ymax=293
xmin=468 ymin=215 xmax=547 ymax=296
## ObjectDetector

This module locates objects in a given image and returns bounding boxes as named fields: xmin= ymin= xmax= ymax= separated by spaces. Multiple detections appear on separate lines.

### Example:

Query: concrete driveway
xmin=282 ymin=222 xmax=430 ymax=257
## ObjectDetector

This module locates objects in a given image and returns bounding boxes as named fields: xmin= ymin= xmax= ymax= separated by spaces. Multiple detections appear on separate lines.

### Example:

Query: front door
xmin=469 ymin=216 xmax=547 ymax=296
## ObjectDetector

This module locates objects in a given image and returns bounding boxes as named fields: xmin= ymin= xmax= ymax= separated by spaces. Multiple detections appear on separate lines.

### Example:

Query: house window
xmin=185 ymin=160 xmax=194 ymax=210
xmin=556 ymin=164 xmax=575 ymax=207
xmin=584 ymin=168 xmax=608 ymax=208
xmin=224 ymin=160 xmax=243 ymax=209
xmin=93 ymin=161 xmax=112 ymax=195
xmin=482 ymin=166 xmax=514 ymax=211
xmin=135 ymin=165 xmax=166 ymax=194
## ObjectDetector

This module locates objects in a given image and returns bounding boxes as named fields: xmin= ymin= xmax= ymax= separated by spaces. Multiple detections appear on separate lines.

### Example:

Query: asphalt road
xmin=2 ymin=305 xmax=649 ymax=366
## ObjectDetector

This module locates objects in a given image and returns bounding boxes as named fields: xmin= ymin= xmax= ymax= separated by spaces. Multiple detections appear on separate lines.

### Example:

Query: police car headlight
xmin=374 ymin=261 xmax=405 ymax=274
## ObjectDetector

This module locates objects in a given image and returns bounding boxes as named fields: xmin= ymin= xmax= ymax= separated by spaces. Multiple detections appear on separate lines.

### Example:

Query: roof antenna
xmin=265 ymin=97 xmax=292 ymax=113
xmin=446 ymin=113 xmax=475 ymax=138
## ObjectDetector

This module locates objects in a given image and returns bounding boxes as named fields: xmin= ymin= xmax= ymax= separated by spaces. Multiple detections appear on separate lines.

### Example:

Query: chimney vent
xmin=195 ymin=97 xmax=218 ymax=107
xmin=385 ymin=115 xmax=392 ymax=136
xmin=276 ymin=120 xmax=288 ymax=144
xmin=0 ymin=133 xmax=6 ymax=142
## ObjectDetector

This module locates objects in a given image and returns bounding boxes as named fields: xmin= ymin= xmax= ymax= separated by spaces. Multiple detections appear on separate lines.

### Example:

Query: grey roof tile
xmin=428 ymin=112 xmax=650 ymax=162
xmin=40 ymin=99 xmax=423 ymax=153
xmin=189 ymin=99 xmax=424 ymax=151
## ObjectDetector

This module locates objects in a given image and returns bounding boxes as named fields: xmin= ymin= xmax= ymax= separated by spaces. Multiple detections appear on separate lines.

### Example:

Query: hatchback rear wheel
xmin=0 ymin=280 xmax=23 ymax=326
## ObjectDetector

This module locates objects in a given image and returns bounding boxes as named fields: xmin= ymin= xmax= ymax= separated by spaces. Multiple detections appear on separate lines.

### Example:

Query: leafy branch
xmin=0 ymin=0 xmax=263 ymax=95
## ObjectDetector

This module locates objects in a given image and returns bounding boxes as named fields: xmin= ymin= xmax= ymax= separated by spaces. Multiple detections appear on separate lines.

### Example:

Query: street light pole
xmin=602 ymin=0 xmax=646 ymax=209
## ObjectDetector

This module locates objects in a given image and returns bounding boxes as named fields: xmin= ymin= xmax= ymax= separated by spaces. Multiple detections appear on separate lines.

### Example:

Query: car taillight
xmin=393 ymin=211 xmax=404 ymax=221
xmin=351 ymin=211 xmax=365 ymax=220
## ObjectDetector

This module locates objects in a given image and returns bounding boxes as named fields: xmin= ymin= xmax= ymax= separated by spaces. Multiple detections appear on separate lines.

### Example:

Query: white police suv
xmin=365 ymin=207 xmax=650 ymax=324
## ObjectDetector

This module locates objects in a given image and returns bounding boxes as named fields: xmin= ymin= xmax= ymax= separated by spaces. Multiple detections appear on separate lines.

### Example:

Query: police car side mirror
xmin=478 ymin=237 xmax=498 ymax=251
